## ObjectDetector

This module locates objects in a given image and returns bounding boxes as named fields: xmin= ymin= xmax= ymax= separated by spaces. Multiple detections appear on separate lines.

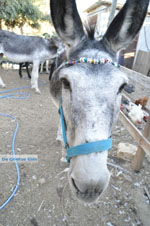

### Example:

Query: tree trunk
xmin=0 ymin=19 xmax=2 ymax=29
xmin=20 ymin=26 xmax=24 ymax=35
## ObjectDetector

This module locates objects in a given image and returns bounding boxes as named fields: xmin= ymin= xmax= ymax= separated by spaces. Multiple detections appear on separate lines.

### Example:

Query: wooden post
xmin=132 ymin=118 xmax=150 ymax=171
xmin=119 ymin=111 xmax=150 ymax=155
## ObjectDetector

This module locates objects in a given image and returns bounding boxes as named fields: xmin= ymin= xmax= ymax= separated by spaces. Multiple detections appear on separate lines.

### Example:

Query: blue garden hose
xmin=0 ymin=86 xmax=31 ymax=99
xmin=0 ymin=79 xmax=48 ymax=210
xmin=0 ymin=79 xmax=47 ymax=99
xmin=0 ymin=113 xmax=20 ymax=210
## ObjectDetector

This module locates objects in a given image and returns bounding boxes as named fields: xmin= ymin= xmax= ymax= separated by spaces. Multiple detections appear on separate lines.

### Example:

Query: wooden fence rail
xmin=119 ymin=67 xmax=150 ymax=171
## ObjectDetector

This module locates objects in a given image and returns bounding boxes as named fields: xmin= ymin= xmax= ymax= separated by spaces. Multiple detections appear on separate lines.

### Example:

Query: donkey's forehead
xmin=64 ymin=45 xmax=128 ymax=85
xmin=69 ymin=40 xmax=113 ymax=60
xmin=60 ymin=64 xmax=128 ymax=88
xmin=78 ymin=48 xmax=112 ymax=60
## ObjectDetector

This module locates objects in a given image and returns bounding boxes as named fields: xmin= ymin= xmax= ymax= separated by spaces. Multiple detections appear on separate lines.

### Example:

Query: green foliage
xmin=42 ymin=33 xmax=51 ymax=39
xmin=0 ymin=0 xmax=18 ymax=22
xmin=0 ymin=0 xmax=47 ymax=29
xmin=41 ymin=14 xmax=51 ymax=22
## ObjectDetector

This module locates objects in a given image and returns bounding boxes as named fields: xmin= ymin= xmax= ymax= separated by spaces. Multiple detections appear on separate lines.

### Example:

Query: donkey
xmin=50 ymin=0 xmax=149 ymax=203
xmin=19 ymin=60 xmax=52 ymax=78
xmin=0 ymin=30 xmax=59 ymax=93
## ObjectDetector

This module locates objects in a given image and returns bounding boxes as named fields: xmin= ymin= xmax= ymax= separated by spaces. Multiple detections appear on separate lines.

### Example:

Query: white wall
xmin=136 ymin=17 xmax=150 ymax=53
xmin=95 ymin=7 xmax=119 ymax=39
xmin=134 ymin=16 xmax=150 ymax=64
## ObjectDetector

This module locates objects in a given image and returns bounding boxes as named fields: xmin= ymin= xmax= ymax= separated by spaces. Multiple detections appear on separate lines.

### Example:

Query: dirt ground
xmin=0 ymin=69 xmax=150 ymax=226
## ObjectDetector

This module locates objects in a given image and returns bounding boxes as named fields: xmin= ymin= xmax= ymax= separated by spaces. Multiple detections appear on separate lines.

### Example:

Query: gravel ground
xmin=0 ymin=69 xmax=150 ymax=226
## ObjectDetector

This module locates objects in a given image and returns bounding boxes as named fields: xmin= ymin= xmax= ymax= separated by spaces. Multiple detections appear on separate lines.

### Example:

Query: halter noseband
xmin=59 ymin=105 xmax=112 ymax=163
xmin=58 ymin=57 xmax=119 ymax=162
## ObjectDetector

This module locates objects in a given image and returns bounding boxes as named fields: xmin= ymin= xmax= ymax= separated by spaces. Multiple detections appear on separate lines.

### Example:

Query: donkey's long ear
xmin=50 ymin=0 xmax=85 ymax=47
xmin=103 ymin=0 xmax=149 ymax=53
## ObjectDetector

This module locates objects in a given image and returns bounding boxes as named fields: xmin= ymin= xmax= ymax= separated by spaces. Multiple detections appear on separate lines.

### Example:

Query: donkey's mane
xmin=85 ymin=25 xmax=95 ymax=40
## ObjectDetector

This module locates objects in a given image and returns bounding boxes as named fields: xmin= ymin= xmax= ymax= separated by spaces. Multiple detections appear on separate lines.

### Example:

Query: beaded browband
xmin=64 ymin=57 xmax=119 ymax=67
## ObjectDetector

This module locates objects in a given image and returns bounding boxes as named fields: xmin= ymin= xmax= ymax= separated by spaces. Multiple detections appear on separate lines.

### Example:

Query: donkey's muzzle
xmin=70 ymin=173 xmax=110 ymax=203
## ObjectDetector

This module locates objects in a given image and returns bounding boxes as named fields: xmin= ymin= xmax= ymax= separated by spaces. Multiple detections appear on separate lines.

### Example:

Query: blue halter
xmin=59 ymin=105 xmax=112 ymax=162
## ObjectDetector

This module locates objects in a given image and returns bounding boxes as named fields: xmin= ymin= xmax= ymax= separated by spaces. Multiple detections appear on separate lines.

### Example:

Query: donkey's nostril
xmin=71 ymin=177 xmax=105 ymax=202
xmin=94 ymin=187 xmax=103 ymax=194
xmin=71 ymin=178 xmax=88 ymax=193
xmin=71 ymin=178 xmax=80 ymax=192
xmin=92 ymin=122 xmax=95 ymax=128
xmin=71 ymin=178 xmax=104 ymax=196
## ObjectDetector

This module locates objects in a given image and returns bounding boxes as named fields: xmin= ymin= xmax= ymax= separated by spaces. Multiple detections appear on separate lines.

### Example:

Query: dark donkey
xmin=50 ymin=0 xmax=149 ymax=202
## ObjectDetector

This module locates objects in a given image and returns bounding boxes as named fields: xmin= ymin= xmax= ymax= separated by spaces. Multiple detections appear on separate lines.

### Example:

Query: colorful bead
xmin=65 ymin=57 xmax=119 ymax=68
xmin=80 ymin=57 xmax=84 ymax=63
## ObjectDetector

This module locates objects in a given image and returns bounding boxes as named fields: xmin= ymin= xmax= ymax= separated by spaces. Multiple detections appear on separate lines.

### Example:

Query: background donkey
xmin=50 ymin=0 xmax=149 ymax=203
xmin=0 ymin=30 xmax=58 ymax=93
xmin=19 ymin=62 xmax=32 ymax=79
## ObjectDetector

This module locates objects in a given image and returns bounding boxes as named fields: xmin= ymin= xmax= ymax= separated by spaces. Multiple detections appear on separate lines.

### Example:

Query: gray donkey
xmin=0 ymin=30 xmax=58 ymax=93
xmin=50 ymin=0 xmax=149 ymax=203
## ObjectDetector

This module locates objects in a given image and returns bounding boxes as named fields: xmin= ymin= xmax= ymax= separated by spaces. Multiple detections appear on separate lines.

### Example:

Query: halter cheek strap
xmin=59 ymin=105 xmax=69 ymax=149
xmin=59 ymin=105 xmax=112 ymax=162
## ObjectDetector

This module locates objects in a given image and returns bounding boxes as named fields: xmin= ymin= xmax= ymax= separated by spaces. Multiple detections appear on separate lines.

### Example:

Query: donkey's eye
xmin=61 ymin=78 xmax=71 ymax=89
xmin=117 ymin=83 xmax=127 ymax=94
